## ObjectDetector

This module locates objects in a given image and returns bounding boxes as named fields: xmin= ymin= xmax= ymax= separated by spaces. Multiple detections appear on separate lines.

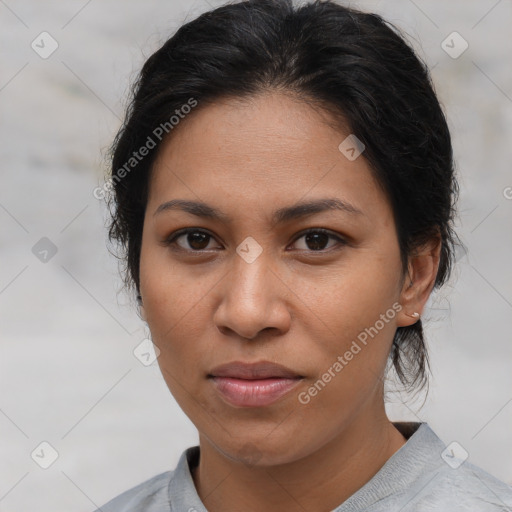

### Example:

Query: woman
xmin=96 ymin=0 xmax=512 ymax=510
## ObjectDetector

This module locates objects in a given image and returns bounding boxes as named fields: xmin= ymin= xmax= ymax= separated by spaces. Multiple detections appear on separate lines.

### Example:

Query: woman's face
xmin=139 ymin=91 xmax=415 ymax=466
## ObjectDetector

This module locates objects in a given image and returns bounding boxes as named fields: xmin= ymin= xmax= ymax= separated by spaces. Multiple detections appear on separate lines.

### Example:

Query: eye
xmin=291 ymin=228 xmax=346 ymax=252
xmin=164 ymin=228 xmax=220 ymax=252
xmin=163 ymin=227 xmax=346 ymax=253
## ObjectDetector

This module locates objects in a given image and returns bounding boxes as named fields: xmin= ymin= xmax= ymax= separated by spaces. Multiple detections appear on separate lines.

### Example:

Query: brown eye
xmin=292 ymin=229 xmax=346 ymax=252
xmin=163 ymin=228 xmax=346 ymax=254
xmin=164 ymin=229 xmax=219 ymax=251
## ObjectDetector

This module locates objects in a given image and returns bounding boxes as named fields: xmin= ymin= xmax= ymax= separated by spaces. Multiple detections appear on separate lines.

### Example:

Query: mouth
xmin=208 ymin=361 xmax=304 ymax=408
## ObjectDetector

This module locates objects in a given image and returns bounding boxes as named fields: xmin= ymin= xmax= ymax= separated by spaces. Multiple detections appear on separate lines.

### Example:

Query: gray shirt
xmin=94 ymin=422 xmax=512 ymax=511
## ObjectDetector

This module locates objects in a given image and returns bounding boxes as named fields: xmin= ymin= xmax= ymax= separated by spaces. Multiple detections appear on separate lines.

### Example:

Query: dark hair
xmin=106 ymin=0 xmax=462 ymax=396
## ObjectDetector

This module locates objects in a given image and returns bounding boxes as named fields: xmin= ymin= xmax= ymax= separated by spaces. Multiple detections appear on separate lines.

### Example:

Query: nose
xmin=213 ymin=253 xmax=291 ymax=341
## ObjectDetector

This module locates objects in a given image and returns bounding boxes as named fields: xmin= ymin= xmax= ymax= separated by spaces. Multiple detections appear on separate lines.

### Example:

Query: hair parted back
xmin=106 ymin=0 xmax=462 ymax=396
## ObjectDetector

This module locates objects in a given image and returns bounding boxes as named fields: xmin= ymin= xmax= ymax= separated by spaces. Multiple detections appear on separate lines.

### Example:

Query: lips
xmin=209 ymin=361 xmax=302 ymax=380
xmin=208 ymin=361 xmax=304 ymax=407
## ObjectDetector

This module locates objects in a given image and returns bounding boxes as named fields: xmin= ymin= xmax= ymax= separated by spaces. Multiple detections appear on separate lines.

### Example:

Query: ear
xmin=396 ymin=234 xmax=442 ymax=327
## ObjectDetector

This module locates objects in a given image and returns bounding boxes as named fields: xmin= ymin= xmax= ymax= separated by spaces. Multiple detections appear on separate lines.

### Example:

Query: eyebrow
xmin=153 ymin=198 xmax=364 ymax=224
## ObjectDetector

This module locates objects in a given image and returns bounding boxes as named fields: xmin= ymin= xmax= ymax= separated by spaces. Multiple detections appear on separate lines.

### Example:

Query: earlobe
xmin=402 ymin=311 xmax=420 ymax=325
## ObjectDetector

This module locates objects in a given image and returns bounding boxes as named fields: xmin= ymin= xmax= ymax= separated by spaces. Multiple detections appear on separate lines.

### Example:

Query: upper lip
xmin=208 ymin=361 xmax=303 ymax=380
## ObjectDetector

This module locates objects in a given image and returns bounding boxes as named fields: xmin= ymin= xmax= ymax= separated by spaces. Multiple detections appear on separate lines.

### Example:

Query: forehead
xmin=148 ymin=91 xmax=391 ymax=223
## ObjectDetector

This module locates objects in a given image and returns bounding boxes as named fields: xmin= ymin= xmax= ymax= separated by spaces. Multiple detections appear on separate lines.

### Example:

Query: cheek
xmin=140 ymin=257 xmax=214 ymax=411
xmin=141 ymin=271 xmax=206 ymax=350
xmin=296 ymin=250 xmax=401 ymax=331
xmin=139 ymin=241 xmax=196 ymax=349
xmin=292 ymin=253 xmax=401 ymax=387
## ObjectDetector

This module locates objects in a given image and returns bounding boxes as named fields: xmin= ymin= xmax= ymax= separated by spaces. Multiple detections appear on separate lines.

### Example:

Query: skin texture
xmin=139 ymin=91 xmax=441 ymax=512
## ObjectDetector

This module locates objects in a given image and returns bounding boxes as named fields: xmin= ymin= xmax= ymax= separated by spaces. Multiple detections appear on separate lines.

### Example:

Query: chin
xmin=211 ymin=435 xmax=308 ymax=468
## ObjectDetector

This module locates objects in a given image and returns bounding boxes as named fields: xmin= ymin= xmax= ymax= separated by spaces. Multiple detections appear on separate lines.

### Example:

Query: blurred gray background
xmin=1 ymin=0 xmax=511 ymax=510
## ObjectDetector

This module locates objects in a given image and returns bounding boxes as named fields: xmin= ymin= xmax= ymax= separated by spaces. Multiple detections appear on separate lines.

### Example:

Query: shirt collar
xmin=167 ymin=422 xmax=445 ymax=512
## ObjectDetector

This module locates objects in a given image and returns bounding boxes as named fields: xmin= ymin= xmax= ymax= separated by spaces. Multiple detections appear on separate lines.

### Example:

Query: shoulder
xmin=93 ymin=470 xmax=174 ymax=512
xmin=395 ymin=456 xmax=512 ymax=511
xmin=363 ymin=423 xmax=512 ymax=512
xmin=424 ymin=460 xmax=512 ymax=510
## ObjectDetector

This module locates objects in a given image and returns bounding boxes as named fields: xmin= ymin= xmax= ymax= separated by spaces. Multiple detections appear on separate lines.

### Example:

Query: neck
xmin=191 ymin=405 xmax=407 ymax=512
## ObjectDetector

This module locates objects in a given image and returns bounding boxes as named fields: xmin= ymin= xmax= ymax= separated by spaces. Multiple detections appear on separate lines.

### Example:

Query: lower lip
xmin=210 ymin=376 xmax=302 ymax=407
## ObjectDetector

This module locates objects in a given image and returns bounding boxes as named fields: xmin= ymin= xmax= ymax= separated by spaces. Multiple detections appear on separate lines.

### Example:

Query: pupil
xmin=306 ymin=232 xmax=328 ymax=250
xmin=189 ymin=232 xmax=209 ymax=250
xmin=185 ymin=232 xmax=329 ymax=251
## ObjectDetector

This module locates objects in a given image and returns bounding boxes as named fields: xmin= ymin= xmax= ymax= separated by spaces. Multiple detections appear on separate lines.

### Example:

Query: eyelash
xmin=162 ymin=228 xmax=347 ymax=254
